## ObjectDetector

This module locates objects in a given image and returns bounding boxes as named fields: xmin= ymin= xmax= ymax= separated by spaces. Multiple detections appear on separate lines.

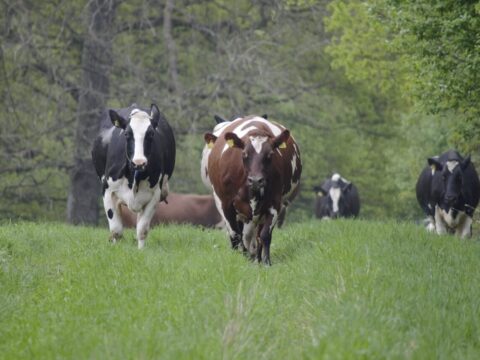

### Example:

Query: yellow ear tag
xmin=279 ymin=142 xmax=287 ymax=149
xmin=226 ymin=139 xmax=234 ymax=147
xmin=430 ymin=164 xmax=436 ymax=173
xmin=115 ymin=120 xmax=120 ymax=127
xmin=207 ymin=141 xmax=214 ymax=149
xmin=317 ymin=192 xmax=323 ymax=197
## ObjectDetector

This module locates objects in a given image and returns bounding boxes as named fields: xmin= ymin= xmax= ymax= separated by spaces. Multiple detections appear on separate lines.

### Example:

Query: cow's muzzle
xmin=132 ymin=158 xmax=147 ymax=172
xmin=247 ymin=176 xmax=266 ymax=193
xmin=445 ymin=195 xmax=458 ymax=206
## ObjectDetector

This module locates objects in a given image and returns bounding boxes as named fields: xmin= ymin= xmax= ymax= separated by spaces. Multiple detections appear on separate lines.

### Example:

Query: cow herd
xmin=91 ymin=103 xmax=480 ymax=264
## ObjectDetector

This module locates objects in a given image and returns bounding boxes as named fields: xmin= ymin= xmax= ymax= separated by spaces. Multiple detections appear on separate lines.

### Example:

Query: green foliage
xmin=325 ymin=0 xmax=480 ymax=155
xmin=326 ymin=0 xmax=411 ymax=103
xmin=2 ymin=221 xmax=480 ymax=358
xmin=2 ymin=0 xmax=478 ymax=222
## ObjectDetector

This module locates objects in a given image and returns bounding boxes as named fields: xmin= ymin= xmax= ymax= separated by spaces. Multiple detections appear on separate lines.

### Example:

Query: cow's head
xmin=314 ymin=174 xmax=352 ymax=218
xmin=428 ymin=155 xmax=471 ymax=207
xmin=223 ymin=129 xmax=290 ymax=197
xmin=109 ymin=104 xmax=161 ymax=171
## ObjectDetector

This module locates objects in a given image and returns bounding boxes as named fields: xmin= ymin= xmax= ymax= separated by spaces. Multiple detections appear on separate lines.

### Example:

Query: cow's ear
xmin=109 ymin=110 xmax=128 ymax=129
xmin=224 ymin=132 xmax=245 ymax=149
xmin=262 ymin=114 xmax=268 ymax=119
xmin=461 ymin=155 xmax=471 ymax=170
xmin=313 ymin=186 xmax=326 ymax=196
xmin=273 ymin=129 xmax=290 ymax=149
xmin=204 ymin=133 xmax=217 ymax=148
xmin=343 ymin=182 xmax=353 ymax=192
xmin=150 ymin=104 xmax=160 ymax=128
xmin=428 ymin=157 xmax=443 ymax=172
xmin=214 ymin=115 xmax=227 ymax=124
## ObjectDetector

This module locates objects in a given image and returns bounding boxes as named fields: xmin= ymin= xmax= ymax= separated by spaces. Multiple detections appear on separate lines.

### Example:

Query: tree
xmin=67 ymin=0 xmax=118 ymax=225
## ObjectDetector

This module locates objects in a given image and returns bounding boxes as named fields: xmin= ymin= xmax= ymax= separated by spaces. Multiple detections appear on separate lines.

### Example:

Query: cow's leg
xmin=103 ymin=190 xmax=123 ymax=243
xmin=223 ymin=206 xmax=245 ymax=251
xmin=425 ymin=215 xmax=436 ymax=233
xmin=455 ymin=216 xmax=473 ymax=239
xmin=242 ymin=221 xmax=256 ymax=256
xmin=212 ymin=191 xmax=244 ymax=251
xmin=136 ymin=191 xmax=160 ymax=249
xmin=434 ymin=206 xmax=448 ymax=235
xmin=160 ymin=179 xmax=169 ymax=203
xmin=256 ymin=208 xmax=278 ymax=266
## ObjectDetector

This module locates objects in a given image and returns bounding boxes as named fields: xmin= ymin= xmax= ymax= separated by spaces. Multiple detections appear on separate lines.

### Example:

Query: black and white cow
xmin=91 ymin=103 xmax=175 ymax=248
xmin=314 ymin=173 xmax=360 ymax=219
xmin=416 ymin=149 xmax=480 ymax=238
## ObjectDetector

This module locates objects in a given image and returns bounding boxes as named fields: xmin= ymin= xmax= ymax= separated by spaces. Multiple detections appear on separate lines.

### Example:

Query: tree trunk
xmin=67 ymin=0 xmax=116 ymax=225
xmin=163 ymin=0 xmax=181 ymax=94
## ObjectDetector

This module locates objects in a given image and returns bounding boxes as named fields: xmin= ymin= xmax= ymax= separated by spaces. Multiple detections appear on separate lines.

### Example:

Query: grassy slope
xmin=1 ymin=220 xmax=479 ymax=359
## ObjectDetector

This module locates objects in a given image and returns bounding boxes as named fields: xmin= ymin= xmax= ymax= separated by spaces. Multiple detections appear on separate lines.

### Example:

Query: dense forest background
xmin=1 ymin=0 xmax=479 ymax=224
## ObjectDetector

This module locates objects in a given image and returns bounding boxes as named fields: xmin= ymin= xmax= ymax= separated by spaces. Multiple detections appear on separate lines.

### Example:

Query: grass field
xmin=1 ymin=220 xmax=480 ymax=359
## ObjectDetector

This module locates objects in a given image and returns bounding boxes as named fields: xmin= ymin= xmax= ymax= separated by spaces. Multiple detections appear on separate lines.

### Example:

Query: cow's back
xmin=119 ymin=193 xmax=222 ymax=228
xmin=152 ymin=193 xmax=221 ymax=226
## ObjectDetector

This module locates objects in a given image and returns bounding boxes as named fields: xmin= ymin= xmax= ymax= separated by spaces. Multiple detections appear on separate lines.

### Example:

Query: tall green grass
xmin=1 ymin=220 xmax=479 ymax=359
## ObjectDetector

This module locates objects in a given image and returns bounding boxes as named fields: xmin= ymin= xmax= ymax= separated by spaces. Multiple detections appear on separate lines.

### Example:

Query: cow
xmin=200 ymin=113 xmax=298 ymax=228
xmin=313 ymin=173 xmax=360 ymax=219
xmin=201 ymin=114 xmax=268 ymax=189
xmin=203 ymin=115 xmax=302 ymax=265
xmin=416 ymin=149 xmax=480 ymax=238
xmin=118 ymin=192 xmax=223 ymax=228
xmin=91 ymin=103 xmax=176 ymax=248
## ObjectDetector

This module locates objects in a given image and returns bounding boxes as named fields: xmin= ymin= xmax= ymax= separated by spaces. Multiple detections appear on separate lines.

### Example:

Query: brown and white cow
xmin=118 ymin=192 xmax=223 ymax=228
xmin=204 ymin=115 xmax=302 ymax=265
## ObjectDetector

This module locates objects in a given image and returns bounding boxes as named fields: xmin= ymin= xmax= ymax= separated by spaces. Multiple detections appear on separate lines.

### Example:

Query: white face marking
xmin=447 ymin=160 xmax=459 ymax=173
xmin=129 ymin=110 xmax=151 ymax=165
xmin=332 ymin=173 xmax=350 ymax=184
xmin=329 ymin=187 xmax=341 ymax=213
xmin=250 ymin=136 xmax=268 ymax=154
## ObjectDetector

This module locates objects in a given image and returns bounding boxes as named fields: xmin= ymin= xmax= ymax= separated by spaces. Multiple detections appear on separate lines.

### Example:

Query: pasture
xmin=1 ymin=220 xmax=479 ymax=359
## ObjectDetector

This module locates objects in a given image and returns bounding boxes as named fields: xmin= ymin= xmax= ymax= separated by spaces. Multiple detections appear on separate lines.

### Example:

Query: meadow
xmin=1 ymin=220 xmax=479 ymax=359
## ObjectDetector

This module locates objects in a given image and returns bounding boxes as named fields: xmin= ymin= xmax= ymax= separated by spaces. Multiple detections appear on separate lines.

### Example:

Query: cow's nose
xmin=445 ymin=195 xmax=457 ymax=204
xmin=133 ymin=158 xmax=147 ymax=168
xmin=247 ymin=176 xmax=265 ymax=189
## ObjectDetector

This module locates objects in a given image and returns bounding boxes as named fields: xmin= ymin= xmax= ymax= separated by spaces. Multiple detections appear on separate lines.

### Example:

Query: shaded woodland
xmin=1 ymin=0 xmax=479 ymax=223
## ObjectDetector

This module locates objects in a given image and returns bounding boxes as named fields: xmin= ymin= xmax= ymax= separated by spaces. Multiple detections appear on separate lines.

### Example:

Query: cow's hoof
xmin=137 ymin=239 xmax=145 ymax=249
xmin=109 ymin=233 xmax=122 ymax=243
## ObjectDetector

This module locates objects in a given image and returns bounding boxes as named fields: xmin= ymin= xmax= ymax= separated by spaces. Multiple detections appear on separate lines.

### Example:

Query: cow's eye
xmin=125 ymin=129 xmax=133 ymax=138
xmin=146 ymin=128 xmax=154 ymax=139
